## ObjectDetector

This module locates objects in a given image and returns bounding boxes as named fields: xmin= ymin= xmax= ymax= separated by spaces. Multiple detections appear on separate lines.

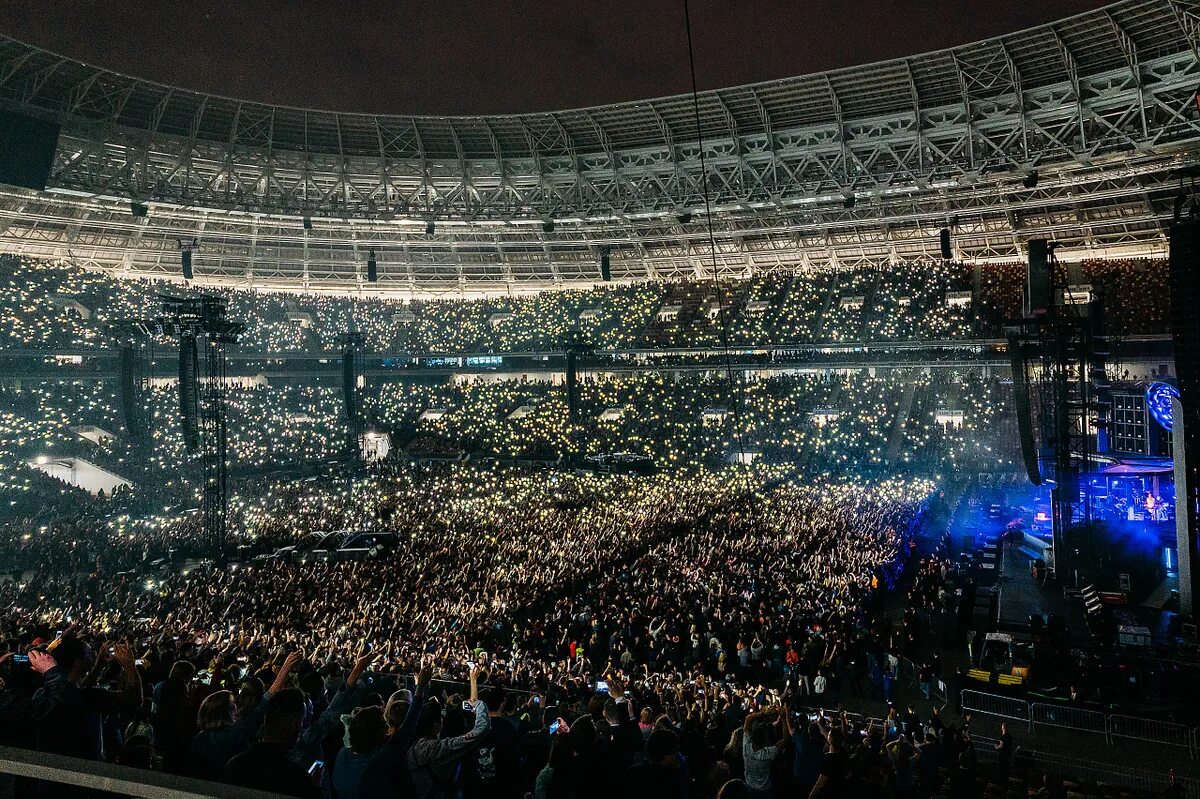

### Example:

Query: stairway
xmin=885 ymin=377 xmax=920 ymax=465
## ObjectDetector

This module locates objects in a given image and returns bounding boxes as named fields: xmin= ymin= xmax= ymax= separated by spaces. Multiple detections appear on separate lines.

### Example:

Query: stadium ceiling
xmin=1 ymin=0 xmax=1200 ymax=295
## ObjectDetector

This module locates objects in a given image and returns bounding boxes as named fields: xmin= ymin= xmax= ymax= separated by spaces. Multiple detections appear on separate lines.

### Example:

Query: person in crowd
xmin=222 ymin=686 xmax=316 ymax=797
xmin=406 ymin=667 xmax=490 ymax=799
xmin=188 ymin=651 xmax=301 ymax=777
xmin=741 ymin=705 xmax=789 ymax=799
xmin=30 ymin=636 xmax=141 ymax=761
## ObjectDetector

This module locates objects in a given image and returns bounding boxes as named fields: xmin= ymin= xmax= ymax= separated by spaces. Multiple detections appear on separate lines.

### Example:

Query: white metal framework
xmin=1 ymin=0 xmax=1200 ymax=294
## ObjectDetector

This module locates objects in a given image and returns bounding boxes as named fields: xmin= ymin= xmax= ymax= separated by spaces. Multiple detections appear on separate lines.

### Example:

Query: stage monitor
xmin=0 ymin=110 xmax=60 ymax=190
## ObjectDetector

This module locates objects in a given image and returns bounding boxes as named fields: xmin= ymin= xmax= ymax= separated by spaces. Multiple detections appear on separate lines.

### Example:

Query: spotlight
xmin=130 ymin=201 xmax=149 ymax=219
xmin=302 ymin=216 xmax=313 ymax=231
xmin=542 ymin=219 xmax=555 ymax=234
xmin=1022 ymin=170 xmax=1039 ymax=189
xmin=843 ymin=195 xmax=856 ymax=209
xmin=425 ymin=219 xmax=436 ymax=236
xmin=367 ymin=248 xmax=378 ymax=283
xmin=677 ymin=211 xmax=693 ymax=225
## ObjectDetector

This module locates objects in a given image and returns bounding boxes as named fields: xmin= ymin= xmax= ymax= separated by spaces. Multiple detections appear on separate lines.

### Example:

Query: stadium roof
xmin=0 ymin=0 xmax=1192 ymax=159
xmin=0 ymin=0 xmax=1198 ymax=294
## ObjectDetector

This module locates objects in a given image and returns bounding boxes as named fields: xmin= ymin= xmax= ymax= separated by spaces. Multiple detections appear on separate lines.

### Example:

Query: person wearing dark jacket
xmin=30 ymin=638 xmax=142 ymax=761
xmin=625 ymin=728 xmax=687 ymax=798
xmin=151 ymin=659 xmax=195 ymax=773
xmin=340 ymin=661 xmax=432 ymax=799
xmin=187 ymin=650 xmax=301 ymax=777
xmin=223 ymin=686 xmax=317 ymax=798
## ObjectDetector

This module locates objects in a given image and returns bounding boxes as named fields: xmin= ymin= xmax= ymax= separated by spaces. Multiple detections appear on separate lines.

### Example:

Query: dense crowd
xmin=0 ymin=467 xmax=942 ymax=797
xmin=0 ymin=371 xmax=1018 ymax=522
xmin=0 ymin=255 xmax=1170 ymax=355
xmin=0 ymin=252 xmax=1169 ymax=798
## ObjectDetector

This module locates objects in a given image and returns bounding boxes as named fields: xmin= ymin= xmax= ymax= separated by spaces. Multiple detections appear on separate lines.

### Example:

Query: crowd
xmin=0 ymin=255 xmax=1171 ymax=356
xmin=0 ymin=371 xmax=1018 ymax=518
xmin=0 ymin=252 xmax=1169 ymax=797
xmin=0 ymin=467 xmax=941 ymax=797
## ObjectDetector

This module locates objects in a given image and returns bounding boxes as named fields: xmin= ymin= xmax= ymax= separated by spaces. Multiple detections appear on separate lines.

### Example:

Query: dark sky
xmin=0 ymin=0 xmax=1114 ymax=116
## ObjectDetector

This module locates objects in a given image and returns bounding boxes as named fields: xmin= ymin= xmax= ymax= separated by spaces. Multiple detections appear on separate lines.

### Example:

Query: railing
xmin=961 ymin=690 xmax=1199 ymax=758
xmin=960 ymin=689 xmax=1030 ymax=724
xmin=788 ymin=707 xmax=1195 ymax=796
xmin=1016 ymin=747 xmax=1200 ymax=799
xmin=1029 ymin=702 xmax=1107 ymax=737
xmin=0 ymin=745 xmax=290 ymax=799
xmin=1108 ymin=713 xmax=1194 ymax=753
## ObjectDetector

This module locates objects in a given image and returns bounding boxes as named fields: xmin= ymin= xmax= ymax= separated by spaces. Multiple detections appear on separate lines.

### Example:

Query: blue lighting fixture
xmin=1146 ymin=381 xmax=1180 ymax=431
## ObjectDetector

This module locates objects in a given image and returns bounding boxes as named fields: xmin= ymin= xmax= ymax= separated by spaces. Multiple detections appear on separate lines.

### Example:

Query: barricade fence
xmin=1108 ymin=713 xmax=1194 ymax=752
xmin=1017 ymin=747 xmax=1200 ymax=799
xmin=960 ymin=689 xmax=1030 ymax=724
xmin=1029 ymin=702 xmax=1107 ymax=738
xmin=961 ymin=690 xmax=1199 ymax=758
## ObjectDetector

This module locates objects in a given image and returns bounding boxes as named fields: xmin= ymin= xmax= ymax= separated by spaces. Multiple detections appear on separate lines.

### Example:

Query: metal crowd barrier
xmin=962 ymin=690 xmax=1199 ymax=758
xmin=1016 ymin=747 xmax=1200 ymax=799
xmin=960 ymin=688 xmax=1030 ymax=725
xmin=1029 ymin=702 xmax=1107 ymax=738
xmin=1108 ymin=713 xmax=1194 ymax=753
xmin=0 ymin=745 xmax=290 ymax=799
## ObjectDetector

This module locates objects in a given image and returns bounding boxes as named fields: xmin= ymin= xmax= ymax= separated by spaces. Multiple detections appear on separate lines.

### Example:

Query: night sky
xmin=0 ymin=1 xmax=1114 ymax=115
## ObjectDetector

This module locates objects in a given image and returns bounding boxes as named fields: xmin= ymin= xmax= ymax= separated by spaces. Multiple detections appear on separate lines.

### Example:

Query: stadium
xmin=0 ymin=0 xmax=1197 ymax=797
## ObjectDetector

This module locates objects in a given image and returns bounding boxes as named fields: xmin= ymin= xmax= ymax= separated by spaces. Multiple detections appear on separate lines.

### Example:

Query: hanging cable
xmin=682 ymin=0 xmax=747 ymax=464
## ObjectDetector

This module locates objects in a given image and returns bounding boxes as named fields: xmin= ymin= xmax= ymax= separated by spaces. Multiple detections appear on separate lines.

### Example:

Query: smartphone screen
xmin=548 ymin=720 xmax=561 ymax=734
xmin=595 ymin=680 xmax=609 ymax=694
xmin=308 ymin=760 xmax=323 ymax=776
xmin=12 ymin=655 xmax=29 ymax=664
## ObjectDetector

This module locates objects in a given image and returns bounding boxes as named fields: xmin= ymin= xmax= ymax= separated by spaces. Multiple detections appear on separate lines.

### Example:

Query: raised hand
xmin=348 ymin=650 xmax=377 ymax=688
xmin=112 ymin=642 xmax=136 ymax=670
xmin=28 ymin=650 xmax=56 ymax=675
xmin=269 ymin=651 xmax=302 ymax=695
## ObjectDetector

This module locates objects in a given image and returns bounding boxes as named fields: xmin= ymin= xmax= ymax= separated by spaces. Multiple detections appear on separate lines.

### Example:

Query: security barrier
xmin=1029 ymin=702 xmax=1108 ymax=738
xmin=0 ymin=745 xmax=289 ymax=798
xmin=962 ymin=690 xmax=1199 ymax=759
xmin=960 ymin=689 xmax=1031 ymax=726
xmin=1017 ymin=747 xmax=1199 ymax=798
xmin=1108 ymin=713 xmax=1194 ymax=753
